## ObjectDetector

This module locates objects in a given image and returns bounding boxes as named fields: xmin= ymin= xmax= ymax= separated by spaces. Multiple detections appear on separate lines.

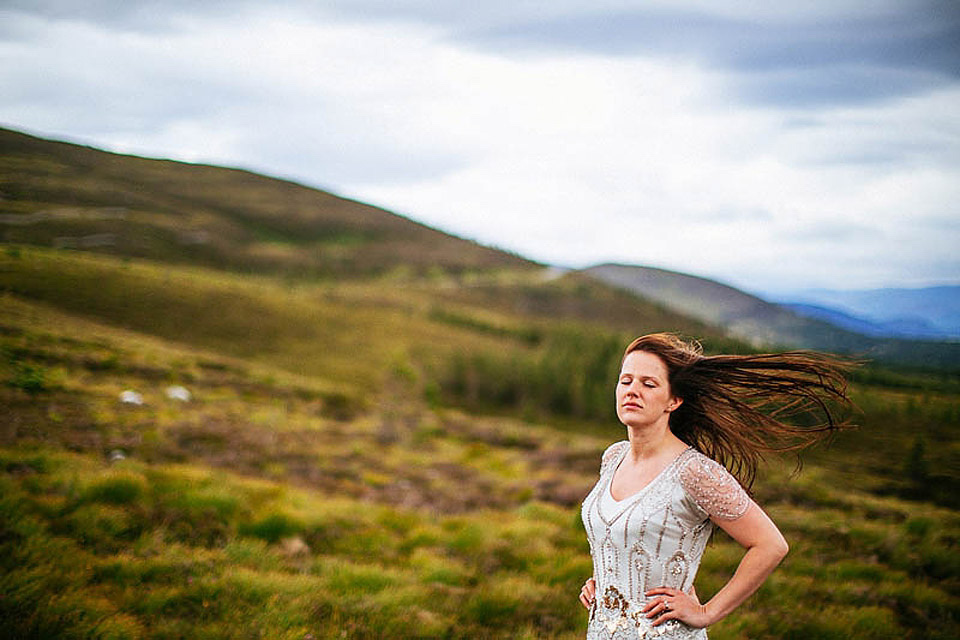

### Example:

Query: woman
xmin=578 ymin=333 xmax=852 ymax=639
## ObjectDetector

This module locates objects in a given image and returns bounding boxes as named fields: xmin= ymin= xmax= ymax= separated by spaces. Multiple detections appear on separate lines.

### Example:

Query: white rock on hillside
xmin=165 ymin=385 xmax=192 ymax=402
xmin=119 ymin=390 xmax=144 ymax=405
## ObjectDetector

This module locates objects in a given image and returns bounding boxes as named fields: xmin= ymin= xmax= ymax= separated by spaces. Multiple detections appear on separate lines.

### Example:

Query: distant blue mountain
xmin=775 ymin=286 xmax=960 ymax=340
xmin=780 ymin=303 xmax=950 ymax=340
xmin=583 ymin=264 xmax=960 ymax=369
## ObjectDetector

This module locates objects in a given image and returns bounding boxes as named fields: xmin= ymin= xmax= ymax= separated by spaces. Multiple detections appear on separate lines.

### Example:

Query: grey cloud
xmin=302 ymin=1 xmax=960 ymax=77
xmin=0 ymin=0 xmax=242 ymax=32
xmin=0 ymin=53 xmax=249 ymax=131
xmin=777 ymin=221 xmax=885 ymax=243
xmin=232 ymin=126 xmax=472 ymax=188
xmin=12 ymin=0 xmax=960 ymax=74
xmin=333 ymin=2 xmax=955 ymax=111
xmin=684 ymin=207 xmax=775 ymax=223
xmin=793 ymin=140 xmax=958 ymax=169
xmin=732 ymin=65 xmax=949 ymax=108
xmin=0 ymin=3 xmax=473 ymax=187
xmin=8 ymin=1 xmax=958 ymax=110
xmin=461 ymin=6 xmax=959 ymax=107
xmin=777 ymin=113 xmax=960 ymax=169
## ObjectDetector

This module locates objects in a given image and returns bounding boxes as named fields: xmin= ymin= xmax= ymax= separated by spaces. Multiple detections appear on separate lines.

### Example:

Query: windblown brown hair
xmin=624 ymin=333 xmax=857 ymax=489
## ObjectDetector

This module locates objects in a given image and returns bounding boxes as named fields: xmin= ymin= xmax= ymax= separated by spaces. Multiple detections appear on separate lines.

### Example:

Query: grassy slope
xmin=1 ymin=248 xmax=958 ymax=639
xmin=6 ymin=123 xmax=954 ymax=369
xmin=0 ymin=126 xmax=534 ymax=277
xmin=0 ymin=127 xmax=957 ymax=638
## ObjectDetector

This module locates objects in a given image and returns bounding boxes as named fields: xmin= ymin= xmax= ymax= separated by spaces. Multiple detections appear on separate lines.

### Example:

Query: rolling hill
xmin=3 ymin=125 xmax=957 ymax=369
xmin=582 ymin=263 xmax=960 ymax=370
xmin=0 ymin=126 xmax=535 ymax=278
xmin=1 ymin=126 xmax=958 ymax=639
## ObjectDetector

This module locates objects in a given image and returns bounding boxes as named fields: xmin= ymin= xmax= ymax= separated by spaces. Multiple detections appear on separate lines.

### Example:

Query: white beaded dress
xmin=581 ymin=441 xmax=752 ymax=639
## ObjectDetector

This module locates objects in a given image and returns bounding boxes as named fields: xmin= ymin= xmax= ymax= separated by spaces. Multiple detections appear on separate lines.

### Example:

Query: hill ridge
xmin=0 ymin=125 xmax=537 ymax=278
xmin=581 ymin=263 xmax=960 ymax=369
xmin=4 ymin=125 xmax=959 ymax=369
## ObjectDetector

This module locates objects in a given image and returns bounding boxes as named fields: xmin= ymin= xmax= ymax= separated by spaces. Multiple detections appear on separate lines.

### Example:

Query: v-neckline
xmin=607 ymin=444 xmax=692 ymax=504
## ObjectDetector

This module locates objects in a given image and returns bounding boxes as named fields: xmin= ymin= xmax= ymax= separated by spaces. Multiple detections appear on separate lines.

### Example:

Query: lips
xmin=621 ymin=402 xmax=642 ymax=410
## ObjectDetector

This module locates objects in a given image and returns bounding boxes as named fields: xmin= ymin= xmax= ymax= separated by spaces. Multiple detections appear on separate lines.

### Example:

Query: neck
xmin=625 ymin=420 xmax=683 ymax=461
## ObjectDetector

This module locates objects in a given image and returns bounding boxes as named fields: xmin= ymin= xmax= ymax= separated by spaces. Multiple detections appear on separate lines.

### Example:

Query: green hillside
xmin=1 ymin=128 xmax=958 ymax=638
xmin=0 ymin=127 xmax=533 ymax=277
xmin=2 ymin=248 xmax=957 ymax=639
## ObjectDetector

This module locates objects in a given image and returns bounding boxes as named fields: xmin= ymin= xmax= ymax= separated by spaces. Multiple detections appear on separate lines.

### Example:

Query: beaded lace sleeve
xmin=679 ymin=453 xmax=752 ymax=521
xmin=599 ymin=441 xmax=629 ymax=477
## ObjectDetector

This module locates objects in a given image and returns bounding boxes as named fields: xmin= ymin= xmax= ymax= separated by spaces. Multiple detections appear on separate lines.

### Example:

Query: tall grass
xmin=2 ymin=440 xmax=957 ymax=639
xmin=1 ymin=248 xmax=958 ymax=638
xmin=0 ymin=448 xmax=592 ymax=639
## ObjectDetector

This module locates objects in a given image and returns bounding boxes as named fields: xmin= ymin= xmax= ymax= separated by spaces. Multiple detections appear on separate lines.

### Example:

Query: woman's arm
xmin=644 ymin=502 xmax=788 ymax=628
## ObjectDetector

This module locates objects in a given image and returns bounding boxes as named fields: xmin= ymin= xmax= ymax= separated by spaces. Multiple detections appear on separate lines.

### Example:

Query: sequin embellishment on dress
xmin=582 ymin=442 xmax=751 ymax=639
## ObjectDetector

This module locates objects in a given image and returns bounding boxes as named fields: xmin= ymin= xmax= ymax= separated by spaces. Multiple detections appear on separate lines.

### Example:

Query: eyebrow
xmin=620 ymin=373 xmax=662 ymax=381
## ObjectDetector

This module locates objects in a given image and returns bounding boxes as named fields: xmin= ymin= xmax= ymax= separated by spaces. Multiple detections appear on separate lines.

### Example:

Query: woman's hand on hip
xmin=579 ymin=577 xmax=596 ymax=610
xmin=643 ymin=586 xmax=711 ymax=628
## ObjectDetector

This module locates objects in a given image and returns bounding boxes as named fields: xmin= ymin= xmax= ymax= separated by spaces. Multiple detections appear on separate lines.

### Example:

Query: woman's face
xmin=616 ymin=350 xmax=681 ymax=428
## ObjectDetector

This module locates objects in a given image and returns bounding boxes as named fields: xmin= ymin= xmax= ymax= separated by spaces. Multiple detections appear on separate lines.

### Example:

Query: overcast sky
xmin=1 ymin=1 xmax=958 ymax=293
